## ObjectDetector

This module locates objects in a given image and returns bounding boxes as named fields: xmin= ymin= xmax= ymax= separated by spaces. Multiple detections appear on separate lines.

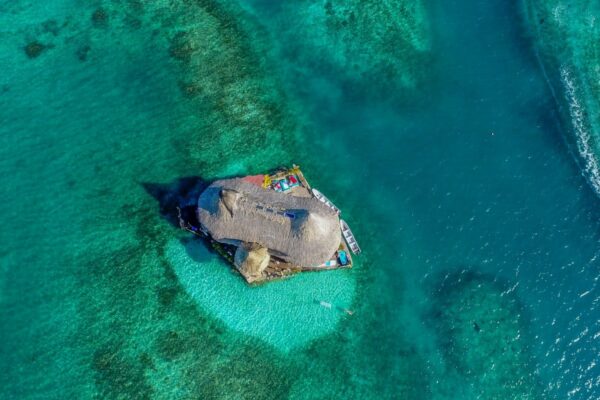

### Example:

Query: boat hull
xmin=312 ymin=188 xmax=341 ymax=214
xmin=340 ymin=219 xmax=361 ymax=255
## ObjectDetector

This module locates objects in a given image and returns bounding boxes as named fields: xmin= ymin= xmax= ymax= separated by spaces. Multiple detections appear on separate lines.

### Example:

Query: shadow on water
xmin=141 ymin=176 xmax=235 ymax=270
xmin=141 ymin=176 xmax=207 ymax=227
xmin=140 ymin=168 xmax=285 ymax=226
xmin=140 ymin=165 xmax=302 ymax=280
xmin=180 ymin=235 xmax=215 ymax=264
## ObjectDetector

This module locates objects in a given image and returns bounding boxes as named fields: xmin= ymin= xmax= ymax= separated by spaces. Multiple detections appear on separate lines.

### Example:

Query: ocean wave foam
xmin=560 ymin=66 xmax=600 ymax=195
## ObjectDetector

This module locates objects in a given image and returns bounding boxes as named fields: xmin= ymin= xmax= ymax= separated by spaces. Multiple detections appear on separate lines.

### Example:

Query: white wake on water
xmin=560 ymin=66 xmax=600 ymax=195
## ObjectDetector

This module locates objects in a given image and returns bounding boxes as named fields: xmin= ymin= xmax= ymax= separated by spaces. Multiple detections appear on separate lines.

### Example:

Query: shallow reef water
xmin=274 ymin=0 xmax=432 ymax=96
xmin=167 ymin=238 xmax=356 ymax=352
xmin=159 ymin=0 xmax=305 ymax=176
xmin=1 ymin=0 xmax=600 ymax=399
xmin=0 ymin=0 xmax=304 ymax=398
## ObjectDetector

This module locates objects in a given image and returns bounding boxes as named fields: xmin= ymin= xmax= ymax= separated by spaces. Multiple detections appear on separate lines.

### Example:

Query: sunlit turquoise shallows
xmin=167 ymin=239 xmax=355 ymax=351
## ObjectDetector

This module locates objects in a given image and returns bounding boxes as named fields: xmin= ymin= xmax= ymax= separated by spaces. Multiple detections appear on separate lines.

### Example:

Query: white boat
xmin=340 ymin=219 xmax=361 ymax=255
xmin=311 ymin=188 xmax=341 ymax=214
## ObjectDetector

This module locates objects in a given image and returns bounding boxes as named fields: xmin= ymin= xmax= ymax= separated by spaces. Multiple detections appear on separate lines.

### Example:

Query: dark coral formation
xmin=168 ymin=31 xmax=194 ymax=63
xmin=161 ymin=1 xmax=301 ymax=177
xmin=92 ymin=346 xmax=154 ymax=399
xmin=75 ymin=45 xmax=91 ymax=62
xmin=24 ymin=41 xmax=48 ymax=58
xmin=91 ymin=7 xmax=109 ymax=28
xmin=429 ymin=270 xmax=544 ymax=398
xmin=281 ymin=0 xmax=432 ymax=95
xmin=41 ymin=19 xmax=61 ymax=36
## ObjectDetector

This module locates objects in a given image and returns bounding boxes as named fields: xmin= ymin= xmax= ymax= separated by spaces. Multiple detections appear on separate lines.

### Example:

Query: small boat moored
xmin=178 ymin=164 xmax=361 ymax=284
xmin=312 ymin=188 xmax=341 ymax=214
xmin=340 ymin=219 xmax=361 ymax=255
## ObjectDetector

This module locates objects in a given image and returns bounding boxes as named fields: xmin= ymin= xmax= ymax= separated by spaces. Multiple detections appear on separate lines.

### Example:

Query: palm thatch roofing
xmin=197 ymin=178 xmax=341 ymax=267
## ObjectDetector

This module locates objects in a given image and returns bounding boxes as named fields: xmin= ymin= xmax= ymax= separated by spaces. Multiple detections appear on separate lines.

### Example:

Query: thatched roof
xmin=197 ymin=178 xmax=341 ymax=267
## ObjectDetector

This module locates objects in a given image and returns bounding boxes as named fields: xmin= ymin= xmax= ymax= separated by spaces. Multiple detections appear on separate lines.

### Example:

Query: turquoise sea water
xmin=1 ymin=0 xmax=599 ymax=399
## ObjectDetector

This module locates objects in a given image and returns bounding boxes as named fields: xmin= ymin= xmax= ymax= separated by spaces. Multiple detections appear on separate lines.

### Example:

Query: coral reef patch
xmin=158 ymin=0 xmax=304 ymax=177
xmin=24 ymin=41 xmax=48 ymax=58
xmin=428 ymin=270 xmax=544 ymax=399
xmin=279 ymin=0 xmax=432 ymax=96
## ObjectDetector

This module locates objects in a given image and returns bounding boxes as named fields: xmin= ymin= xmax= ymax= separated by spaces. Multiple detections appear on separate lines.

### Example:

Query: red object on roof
xmin=288 ymin=175 xmax=298 ymax=184
xmin=242 ymin=174 xmax=265 ymax=187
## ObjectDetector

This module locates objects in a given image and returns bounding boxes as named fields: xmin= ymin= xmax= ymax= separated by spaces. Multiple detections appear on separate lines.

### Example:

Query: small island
xmin=178 ymin=165 xmax=360 ymax=283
